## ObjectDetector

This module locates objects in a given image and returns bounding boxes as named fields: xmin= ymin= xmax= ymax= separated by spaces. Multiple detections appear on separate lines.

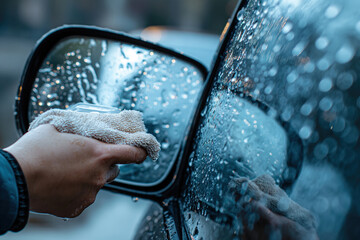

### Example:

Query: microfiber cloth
xmin=29 ymin=109 xmax=161 ymax=160
xmin=230 ymin=175 xmax=316 ymax=230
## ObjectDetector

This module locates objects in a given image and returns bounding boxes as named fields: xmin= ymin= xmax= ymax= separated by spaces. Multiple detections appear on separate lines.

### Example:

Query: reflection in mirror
xmin=28 ymin=36 xmax=204 ymax=184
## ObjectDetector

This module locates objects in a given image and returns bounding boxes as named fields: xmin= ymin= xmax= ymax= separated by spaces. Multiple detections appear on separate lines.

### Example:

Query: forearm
xmin=0 ymin=150 xmax=29 ymax=235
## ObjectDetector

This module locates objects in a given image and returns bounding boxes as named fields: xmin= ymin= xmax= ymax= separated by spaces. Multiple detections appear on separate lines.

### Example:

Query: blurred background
xmin=0 ymin=0 xmax=236 ymax=239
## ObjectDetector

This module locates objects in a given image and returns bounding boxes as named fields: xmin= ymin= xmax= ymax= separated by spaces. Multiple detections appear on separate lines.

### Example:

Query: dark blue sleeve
xmin=0 ymin=150 xmax=29 ymax=235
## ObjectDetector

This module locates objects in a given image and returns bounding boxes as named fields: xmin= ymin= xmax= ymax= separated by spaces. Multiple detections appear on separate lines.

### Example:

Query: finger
xmin=251 ymin=201 xmax=278 ymax=223
xmin=106 ymin=144 xmax=147 ymax=165
xmin=106 ymin=164 xmax=120 ymax=183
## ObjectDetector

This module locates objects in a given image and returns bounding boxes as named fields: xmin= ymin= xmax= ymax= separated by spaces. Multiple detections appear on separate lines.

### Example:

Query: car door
xmin=177 ymin=0 xmax=360 ymax=239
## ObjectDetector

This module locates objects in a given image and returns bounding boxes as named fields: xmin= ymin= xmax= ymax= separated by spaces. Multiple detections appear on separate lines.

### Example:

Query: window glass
xmin=181 ymin=0 xmax=360 ymax=239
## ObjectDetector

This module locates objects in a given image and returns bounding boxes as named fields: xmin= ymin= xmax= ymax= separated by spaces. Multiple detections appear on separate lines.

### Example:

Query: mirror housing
xmin=15 ymin=25 xmax=208 ymax=200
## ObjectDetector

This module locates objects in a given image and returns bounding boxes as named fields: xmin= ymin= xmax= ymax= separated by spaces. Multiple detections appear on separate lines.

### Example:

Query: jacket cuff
xmin=0 ymin=150 xmax=29 ymax=232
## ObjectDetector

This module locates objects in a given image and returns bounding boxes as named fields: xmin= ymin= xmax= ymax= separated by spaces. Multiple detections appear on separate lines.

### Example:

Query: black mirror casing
xmin=15 ymin=25 xmax=208 ymax=202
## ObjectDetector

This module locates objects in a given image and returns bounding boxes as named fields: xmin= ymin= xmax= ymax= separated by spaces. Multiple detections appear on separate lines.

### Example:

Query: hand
xmin=5 ymin=124 xmax=146 ymax=218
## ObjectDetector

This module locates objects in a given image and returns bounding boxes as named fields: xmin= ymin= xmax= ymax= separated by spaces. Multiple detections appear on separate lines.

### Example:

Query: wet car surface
xmin=12 ymin=0 xmax=360 ymax=239
xmin=134 ymin=0 xmax=360 ymax=239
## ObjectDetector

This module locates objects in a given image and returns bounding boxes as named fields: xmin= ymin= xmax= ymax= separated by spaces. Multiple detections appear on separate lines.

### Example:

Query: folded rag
xmin=29 ymin=109 xmax=161 ymax=160
xmin=230 ymin=175 xmax=316 ymax=230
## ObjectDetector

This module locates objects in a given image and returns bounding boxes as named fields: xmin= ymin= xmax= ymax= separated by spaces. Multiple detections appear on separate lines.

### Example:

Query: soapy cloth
xmin=29 ymin=109 xmax=161 ymax=160
xmin=230 ymin=174 xmax=316 ymax=230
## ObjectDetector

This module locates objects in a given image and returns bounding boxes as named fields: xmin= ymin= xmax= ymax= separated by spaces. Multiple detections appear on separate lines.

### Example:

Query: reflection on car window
xmin=181 ymin=0 xmax=360 ymax=239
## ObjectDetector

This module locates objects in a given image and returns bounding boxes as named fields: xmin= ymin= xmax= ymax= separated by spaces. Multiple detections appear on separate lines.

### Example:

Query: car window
xmin=181 ymin=0 xmax=360 ymax=239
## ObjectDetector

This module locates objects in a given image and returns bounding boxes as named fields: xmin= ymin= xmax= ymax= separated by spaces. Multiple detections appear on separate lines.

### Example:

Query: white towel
xmin=29 ymin=109 xmax=161 ymax=160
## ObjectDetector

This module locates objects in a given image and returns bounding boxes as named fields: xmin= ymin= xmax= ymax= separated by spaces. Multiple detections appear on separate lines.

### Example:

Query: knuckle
xmin=93 ymin=144 xmax=107 ymax=159
xmin=95 ymin=177 xmax=106 ymax=189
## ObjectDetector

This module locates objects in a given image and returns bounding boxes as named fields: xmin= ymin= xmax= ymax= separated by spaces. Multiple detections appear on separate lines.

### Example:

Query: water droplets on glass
xmin=29 ymin=36 xmax=204 ymax=184
xmin=319 ymin=97 xmax=333 ymax=111
xmin=325 ymin=5 xmax=341 ymax=19
xmin=292 ymin=41 xmax=307 ymax=56
xmin=300 ymin=102 xmax=314 ymax=116
xmin=335 ymin=44 xmax=355 ymax=64
xmin=299 ymin=125 xmax=312 ymax=139
xmin=318 ymin=77 xmax=333 ymax=92
xmin=315 ymin=37 xmax=329 ymax=50
xmin=282 ymin=22 xmax=293 ymax=34
xmin=180 ymin=0 xmax=360 ymax=238
xmin=336 ymin=72 xmax=354 ymax=90
xmin=317 ymin=57 xmax=331 ymax=71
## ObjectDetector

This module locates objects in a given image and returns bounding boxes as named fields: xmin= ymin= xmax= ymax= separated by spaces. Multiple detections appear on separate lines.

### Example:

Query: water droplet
xmin=336 ymin=44 xmax=355 ymax=64
xmin=281 ymin=106 xmax=294 ymax=121
xmin=317 ymin=57 xmax=331 ymax=71
xmin=126 ymin=62 xmax=133 ymax=70
xmin=331 ymin=117 xmax=346 ymax=132
xmin=304 ymin=61 xmax=315 ymax=73
xmin=336 ymin=72 xmax=354 ymax=90
xmin=192 ymin=226 xmax=199 ymax=237
xmin=300 ymin=103 xmax=314 ymax=116
xmin=237 ymin=9 xmax=245 ymax=21
xmin=268 ymin=66 xmax=278 ymax=77
xmin=162 ymin=141 xmax=170 ymax=150
xmin=318 ymin=77 xmax=333 ymax=92
xmin=252 ymin=21 xmax=258 ymax=29
xmin=132 ymin=197 xmax=139 ymax=202
xmin=62 ymin=218 xmax=70 ymax=222
xmin=325 ymin=5 xmax=341 ymax=19
xmin=264 ymin=85 xmax=273 ymax=94
xmin=315 ymin=36 xmax=329 ymax=50
xmin=287 ymin=71 xmax=298 ymax=83
xmin=299 ymin=125 xmax=312 ymax=139
xmin=201 ymin=105 xmax=208 ymax=117
xmin=282 ymin=22 xmax=293 ymax=33
xmin=292 ymin=41 xmax=307 ymax=56
xmin=319 ymin=97 xmax=333 ymax=111
xmin=286 ymin=32 xmax=295 ymax=41
xmin=314 ymin=143 xmax=329 ymax=159
xmin=273 ymin=44 xmax=281 ymax=53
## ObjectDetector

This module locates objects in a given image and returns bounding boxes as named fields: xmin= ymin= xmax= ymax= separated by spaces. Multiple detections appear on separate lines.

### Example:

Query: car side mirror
xmin=15 ymin=25 xmax=207 ymax=194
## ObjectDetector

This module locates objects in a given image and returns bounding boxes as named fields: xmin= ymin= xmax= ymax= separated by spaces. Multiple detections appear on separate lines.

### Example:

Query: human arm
xmin=1 ymin=124 xmax=146 ymax=233
xmin=0 ymin=150 xmax=28 ymax=235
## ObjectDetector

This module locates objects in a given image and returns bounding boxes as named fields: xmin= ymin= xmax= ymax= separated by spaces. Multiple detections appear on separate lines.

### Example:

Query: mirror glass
xmin=28 ymin=36 xmax=205 ymax=184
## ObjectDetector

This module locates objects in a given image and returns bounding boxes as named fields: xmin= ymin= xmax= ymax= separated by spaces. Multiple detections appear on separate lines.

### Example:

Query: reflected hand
xmin=5 ymin=124 xmax=146 ymax=218
xmin=242 ymin=201 xmax=318 ymax=240
xmin=229 ymin=175 xmax=318 ymax=240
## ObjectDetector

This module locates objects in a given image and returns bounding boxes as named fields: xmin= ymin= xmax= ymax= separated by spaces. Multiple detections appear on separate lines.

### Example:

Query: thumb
xmin=105 ymin=144 xmax=147 ymax=165
xmin=106 ymin=164 xmax=121 ymax=183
